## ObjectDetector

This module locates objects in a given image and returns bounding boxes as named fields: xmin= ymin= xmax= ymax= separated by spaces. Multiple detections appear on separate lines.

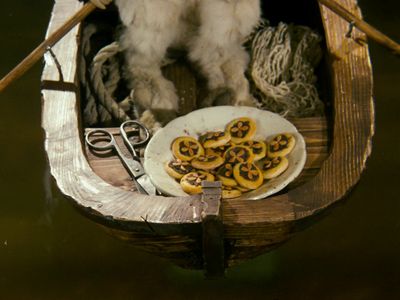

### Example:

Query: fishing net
xmin=249 ymin=22 xmax=325 ymax=117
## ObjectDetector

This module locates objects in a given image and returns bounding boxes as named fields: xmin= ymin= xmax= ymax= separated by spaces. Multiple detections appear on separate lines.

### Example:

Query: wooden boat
xmin=41 ymin=0 xmax=374 ymax=276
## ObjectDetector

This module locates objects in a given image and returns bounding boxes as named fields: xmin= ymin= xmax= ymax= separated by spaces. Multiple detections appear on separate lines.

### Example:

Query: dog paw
xmin=200 ymin=87 xmax=235 ymax=107
xmin=234 ymin=95 xmax=258 ymax=107
xmin=132 ymin=77 xmax=179 ymax=113
xmin=139 ymin=110 xmax=162 ymax=133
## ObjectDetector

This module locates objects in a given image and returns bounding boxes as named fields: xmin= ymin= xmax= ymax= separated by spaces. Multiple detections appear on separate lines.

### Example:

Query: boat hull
xmin=41 ymin=0 xmax=374 ymax=271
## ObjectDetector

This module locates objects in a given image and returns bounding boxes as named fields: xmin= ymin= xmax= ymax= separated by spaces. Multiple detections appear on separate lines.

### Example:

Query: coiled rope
xmin=80 ymin=25 xmax=134 ymax=126
xmin=89 ymin=41 xmax=132 ymax=122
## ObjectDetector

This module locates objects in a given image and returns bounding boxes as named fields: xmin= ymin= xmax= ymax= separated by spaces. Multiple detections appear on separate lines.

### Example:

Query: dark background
xmin=0 ymin=1 xmax=399 ymax=299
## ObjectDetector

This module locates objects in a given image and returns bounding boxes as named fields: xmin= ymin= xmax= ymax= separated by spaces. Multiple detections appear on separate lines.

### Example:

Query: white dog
xmin=91 ymin=0 xmax=261 ymax=129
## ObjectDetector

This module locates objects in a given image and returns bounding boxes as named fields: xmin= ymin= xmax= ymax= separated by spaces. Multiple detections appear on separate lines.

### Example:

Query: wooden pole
xmin=0 ymin=2 xmax=97 ymax=93
xmin=319 ymin=0 xmax=400 ymax=56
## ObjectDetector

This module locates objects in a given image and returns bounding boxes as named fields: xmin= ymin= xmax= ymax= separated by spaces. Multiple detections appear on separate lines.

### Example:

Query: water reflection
xmin=0 ymin=0 xmax=400 ymax=298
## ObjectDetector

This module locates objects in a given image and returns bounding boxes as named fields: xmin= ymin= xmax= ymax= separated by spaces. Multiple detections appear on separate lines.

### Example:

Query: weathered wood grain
xmin=201 ymin=181 xmax=224 ymax=277
xmin=41 ymin=0 xmax=374 ymax=269
xmin=163 ymin=59 xmax=198 ymax=116
xmin=289 ymin=0 xmax=374 ymax=219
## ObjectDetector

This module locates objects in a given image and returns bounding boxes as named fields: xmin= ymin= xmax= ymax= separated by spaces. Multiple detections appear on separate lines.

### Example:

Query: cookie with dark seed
xmin=172 ymin=136 xmax=204 ymax=161
xmin=233 ymin=162 xmax=263 ymax=190
xmin=180 ymin=171 xmax=215 ymax=194
xmin=222 ymin=186 xmax=242 ymax=199
xmin=199 ymin=131 xmax=231 ymax=148
xmin=191 ymin=155 xmax=224 ymax=171
xmin=267 ymin=133 xmax=296 ymax=158
xmin=240 ymin=140 xmax=267 ymax=161
xmin=216 ymin=163 xmax=238 ymax=187
xmin=164 ymin=158 xmax=196 ymax=180
xmin=205 ymin=141 xmax=235 ymax=157
xmin=261 ymin=156 xmax=289 ymax=179
xmin=225 ymin=117 xmax=256 ymax=143
xmin=223 ymin=145 xmax=254 ymax=164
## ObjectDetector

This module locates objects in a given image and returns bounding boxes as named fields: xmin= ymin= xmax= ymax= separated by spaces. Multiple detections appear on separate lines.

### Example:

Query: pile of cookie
xmin=164 ymin=117 xmax=296 ymax=199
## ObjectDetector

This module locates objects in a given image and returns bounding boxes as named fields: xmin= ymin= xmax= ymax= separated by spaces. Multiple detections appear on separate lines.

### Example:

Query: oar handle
xmin=319 ymin=0 xmax=400 ymax=56
xmin=0 ymin=2 xmax=97 ymax=93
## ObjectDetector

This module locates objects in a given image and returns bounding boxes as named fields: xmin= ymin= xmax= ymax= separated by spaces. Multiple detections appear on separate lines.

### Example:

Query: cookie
xmin=180 ymin=171 xmax=215 ymax=194
xmin=222 ymin=186 xmax=242 ymax=199
xmin=223 ymin=145 xmax=254 ymax=164
xmin=164 ymin=158 xmax=196 ymax=180
xmin=235 ymin=186 xmax=251 ymax=193
xmin=172 ymin=136 xmax=204 ymax=161
xmin=233 ymin=162 xmax=263 ymax=190
xmin=191 ymin=155 xmax=224 ymax=171
xmin=226 ymin=117 xmax=256 ymax=143
xmin=261 ymin=156 xmax=289 ymax=179
xmin=241 ymin=140 xmax=267 ymax=161
xmin=205 ymin=148 xmax=222 ymax=158
xmin=199 ymin=131 xmax=231 ymax=148
xmin=267 ymin=133 xmax=296 ymax=158
xmin=206 ymin=141 xmax=235 ymax=157
xmin=216 ymin=163 xmax=237 ymax=187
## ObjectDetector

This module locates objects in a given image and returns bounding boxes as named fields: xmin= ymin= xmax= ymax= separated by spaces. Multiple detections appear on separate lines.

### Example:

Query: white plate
xmin=144 ymin=106 xmax=306 ymax=200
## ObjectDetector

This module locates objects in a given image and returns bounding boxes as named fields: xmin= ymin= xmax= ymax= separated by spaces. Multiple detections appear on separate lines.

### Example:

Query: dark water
xmin=1 ymin=1 xmax=400 ymax=299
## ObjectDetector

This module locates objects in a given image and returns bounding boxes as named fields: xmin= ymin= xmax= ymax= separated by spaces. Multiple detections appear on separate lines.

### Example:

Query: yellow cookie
xmin=235 ymin=186 xmax=251 ymax=193
xmin=191 ymin=155 xmax=224 ymax=171
xmin=233 ymin=162 xmax=263 ymax=190
xmin=267 ymin=133 xmax=296 ymax=158
xmin=180 ymin=171 xmax=215 ymax=194
xmin=223 ymin=145 xmax=254 ymax=164
xmin=261 ymin=156 xmax=289 ymax=179
xmin=222 ymin=186 xmax=242 ymax=199
xmin=199 ymin=131 xmax=231 ymax=148
xmin=164 ymin=158 xmax=196 ymax=180
xmin=241 ymin=140 xmax=267 ymax=161
xmin=205 ymin=148 xmax=222 ymax=157
xmin=226 ymin=117 xmax=256 ymax=143
xmin=216 ymin=163 xmax=237 ymax=187
xmin=206 ymin=141 xmax=235 ymax=157
xmin=172 ymin=136 xmax=204 ymax=161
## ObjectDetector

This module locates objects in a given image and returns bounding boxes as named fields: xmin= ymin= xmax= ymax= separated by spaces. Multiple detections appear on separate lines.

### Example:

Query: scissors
xmin=85 ymin=120 xmax=156 ymax=195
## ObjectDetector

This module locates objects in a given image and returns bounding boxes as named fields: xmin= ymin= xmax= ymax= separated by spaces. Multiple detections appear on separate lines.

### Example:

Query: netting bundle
xmin=250 ymin=22 xmax=324 ymax=117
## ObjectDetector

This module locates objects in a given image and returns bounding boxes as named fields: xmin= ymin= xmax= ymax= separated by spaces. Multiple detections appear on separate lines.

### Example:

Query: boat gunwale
xmin=41 ymin=0 xmax=374 ymax=235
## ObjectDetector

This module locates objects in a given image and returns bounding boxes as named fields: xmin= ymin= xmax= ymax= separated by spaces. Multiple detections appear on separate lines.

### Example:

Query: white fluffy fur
xmin=94 ymin=0 xmax=261 ymax=129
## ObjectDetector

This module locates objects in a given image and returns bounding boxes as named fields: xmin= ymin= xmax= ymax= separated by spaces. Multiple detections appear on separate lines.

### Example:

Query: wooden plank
xmin=163 ymin=59 xmax=198 ymax=116
xmin=289 ymin=117 xmax=328 ymax=131
xmin=289 ymin=0 xmax=374 ymax=218
xmin=200 ymin=181 xmax=224 ymax=278
xmin=41 ymin=0 xmax=83 ymax=84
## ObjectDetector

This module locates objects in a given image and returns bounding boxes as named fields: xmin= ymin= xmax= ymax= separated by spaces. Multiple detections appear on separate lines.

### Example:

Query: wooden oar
xmin=0 ymin=2 xmax=97 ymax=93
xmin=319 ymin=0 xmax=400 ymax=56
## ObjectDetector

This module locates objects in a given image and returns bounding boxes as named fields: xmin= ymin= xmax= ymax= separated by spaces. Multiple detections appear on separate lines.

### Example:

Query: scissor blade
xmin=136 ymin=175 xmax=157 ymax=195
xmin=121 ymin=157 xmax=155 ymax=195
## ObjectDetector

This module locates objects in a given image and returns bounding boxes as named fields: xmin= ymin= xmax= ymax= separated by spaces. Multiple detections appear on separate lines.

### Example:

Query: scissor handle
xmin=120 ymin=120 xmax=151 ymax=148
xmin=85 ymin=129 xmax=116 ymax=151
